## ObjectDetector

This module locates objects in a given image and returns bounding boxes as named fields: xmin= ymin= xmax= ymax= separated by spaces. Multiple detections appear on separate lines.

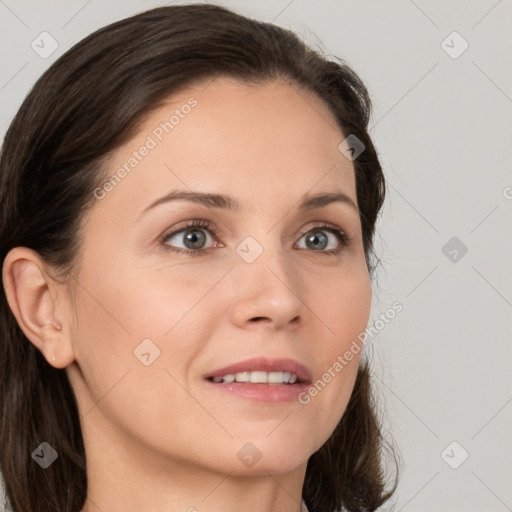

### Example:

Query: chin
xmin=223 ymin=429 xmax=318 ymax=476
xmin=225 ymin=452 xmax=310 ymax=478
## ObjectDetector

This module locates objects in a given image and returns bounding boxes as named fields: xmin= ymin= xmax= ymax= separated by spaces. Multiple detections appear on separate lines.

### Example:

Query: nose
xmin=230 ymin=244 xmax=303 ymax=331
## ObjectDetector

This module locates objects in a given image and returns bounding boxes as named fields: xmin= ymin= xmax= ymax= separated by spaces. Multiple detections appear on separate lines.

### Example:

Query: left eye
xmin=296 ymin=228 xmax=343 ymax=252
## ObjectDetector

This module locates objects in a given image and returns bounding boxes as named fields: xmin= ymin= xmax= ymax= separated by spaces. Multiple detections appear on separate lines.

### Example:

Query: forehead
xmin=92 ymin=76 xmax=356 ymax=219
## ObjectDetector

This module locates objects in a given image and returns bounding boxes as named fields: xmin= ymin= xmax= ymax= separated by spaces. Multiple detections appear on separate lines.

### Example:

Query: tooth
xmin=267 ymin=371 xmax=284 ymax=383
xmin=235 ymin=372 xmax=250 ymax=382
xmin=250 ymin=371 xmax=267 ymax=383
xmin=212 ymin=376 xmax=223 ymax=383
xmin=224 ymin=371 xmax=299 ymax=384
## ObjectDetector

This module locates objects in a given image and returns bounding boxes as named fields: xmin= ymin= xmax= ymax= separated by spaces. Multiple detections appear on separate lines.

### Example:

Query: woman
xmin=0 ymin=4 xmax=398 ymax=511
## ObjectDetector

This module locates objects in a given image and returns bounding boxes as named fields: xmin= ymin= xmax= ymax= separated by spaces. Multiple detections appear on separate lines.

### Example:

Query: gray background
xmin=1 ymin=1 xmax=511 ymax=511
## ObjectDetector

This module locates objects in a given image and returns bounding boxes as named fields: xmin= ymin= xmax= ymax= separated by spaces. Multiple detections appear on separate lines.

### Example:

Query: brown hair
xmin=0 ymin=4 xmax=398 ymax=511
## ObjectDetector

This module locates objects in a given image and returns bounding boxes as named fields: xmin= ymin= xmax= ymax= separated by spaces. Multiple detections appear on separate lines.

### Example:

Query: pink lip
xmin=204 ymin=357 xmax=312 ymax=403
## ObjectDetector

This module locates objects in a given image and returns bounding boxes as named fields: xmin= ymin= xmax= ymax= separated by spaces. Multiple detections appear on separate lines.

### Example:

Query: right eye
xmin=160 ymin=219 xmax=222 ymax=256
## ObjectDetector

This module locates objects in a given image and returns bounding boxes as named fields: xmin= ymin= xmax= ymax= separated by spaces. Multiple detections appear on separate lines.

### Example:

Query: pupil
xmin=185 ymin=229 xmax=206 ymax=249
xmin=307 ymin=230 xmax=327 ymax=250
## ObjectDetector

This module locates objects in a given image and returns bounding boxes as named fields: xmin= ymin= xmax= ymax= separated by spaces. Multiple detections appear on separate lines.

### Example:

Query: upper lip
xmin=206 ymin=357 xmax=312 ymax=384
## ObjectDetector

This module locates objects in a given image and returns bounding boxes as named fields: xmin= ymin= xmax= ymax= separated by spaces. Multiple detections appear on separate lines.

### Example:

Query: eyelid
xmin=160 ymin=218 xmax=220 ymax=250
xmin=298 ymin=221 xmax=349 ymax=242
xmin=296 ymin=221 xmax=350 ymax=252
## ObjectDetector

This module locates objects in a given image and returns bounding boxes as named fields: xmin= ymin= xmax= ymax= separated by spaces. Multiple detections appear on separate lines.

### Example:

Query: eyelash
xmin=160 ymin=218 xmax=350 ymax=257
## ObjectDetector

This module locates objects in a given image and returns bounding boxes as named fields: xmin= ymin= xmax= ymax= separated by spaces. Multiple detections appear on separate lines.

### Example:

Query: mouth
xmin=207 ymin=370 xmax=301 ymax=385
xmin=204 ymin=357 xmax=312 ymax=403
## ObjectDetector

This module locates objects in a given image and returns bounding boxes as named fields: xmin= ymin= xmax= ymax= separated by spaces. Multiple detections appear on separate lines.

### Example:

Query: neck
xmin=79 ymin=410 xmax=307 ymax=512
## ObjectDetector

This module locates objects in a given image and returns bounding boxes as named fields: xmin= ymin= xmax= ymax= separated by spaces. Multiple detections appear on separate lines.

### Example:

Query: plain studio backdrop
xmin=1 ymin=1 xmax=511 ymax=511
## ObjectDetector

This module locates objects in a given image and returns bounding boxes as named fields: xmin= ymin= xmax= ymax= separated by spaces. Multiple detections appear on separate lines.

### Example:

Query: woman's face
xmin=65 ymin=77 xmax=372 ymax=477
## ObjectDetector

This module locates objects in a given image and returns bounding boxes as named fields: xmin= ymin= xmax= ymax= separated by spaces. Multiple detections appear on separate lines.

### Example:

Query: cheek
xmin=69 ymin=265 xmax=219 ymax=450
xmin=299 ymin=263 xmax=371 ymax=439
xmin=70 ymin=260 xmax=226 ymax=403
xmin=311 ymin=260 xmax=372 ymax=347
xmin=74 ymin=259 xmax=214 ymax=346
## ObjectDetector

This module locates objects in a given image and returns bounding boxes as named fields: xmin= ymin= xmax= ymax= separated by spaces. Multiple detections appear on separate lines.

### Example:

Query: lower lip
xmin=205 ymin=380 xmax=309 ymax=403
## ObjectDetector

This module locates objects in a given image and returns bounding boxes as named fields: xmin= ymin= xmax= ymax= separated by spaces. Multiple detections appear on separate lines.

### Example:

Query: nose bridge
xmin=230 ymin=230 xmax=303 ymax=328
xmin=235 ymin=227 xmax=293 ymax=285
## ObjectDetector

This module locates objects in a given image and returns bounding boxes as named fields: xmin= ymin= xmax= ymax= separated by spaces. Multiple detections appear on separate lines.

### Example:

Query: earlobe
xmin=2 ymin=247 xmax=75 ymax=368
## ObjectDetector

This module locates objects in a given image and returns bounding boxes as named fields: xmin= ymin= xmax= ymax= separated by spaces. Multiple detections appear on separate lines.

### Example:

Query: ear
xmin=2 ymin=247 xmax=76 ymax=369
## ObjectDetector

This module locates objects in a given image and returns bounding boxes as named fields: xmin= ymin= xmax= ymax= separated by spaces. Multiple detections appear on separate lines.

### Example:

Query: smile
xmin=209 ymin=371 xmax=299 ymax=385
xmin=205 ymin=357 xmax=311 ymax=403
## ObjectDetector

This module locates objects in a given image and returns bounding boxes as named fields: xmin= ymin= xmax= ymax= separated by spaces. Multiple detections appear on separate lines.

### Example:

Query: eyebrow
xmin=138 ymin=189 xmax=358 ymax=219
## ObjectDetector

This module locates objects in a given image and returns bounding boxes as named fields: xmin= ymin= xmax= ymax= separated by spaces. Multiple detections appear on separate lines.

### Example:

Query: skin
xmin=3 ymin=77 xmax=372 ymax=512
